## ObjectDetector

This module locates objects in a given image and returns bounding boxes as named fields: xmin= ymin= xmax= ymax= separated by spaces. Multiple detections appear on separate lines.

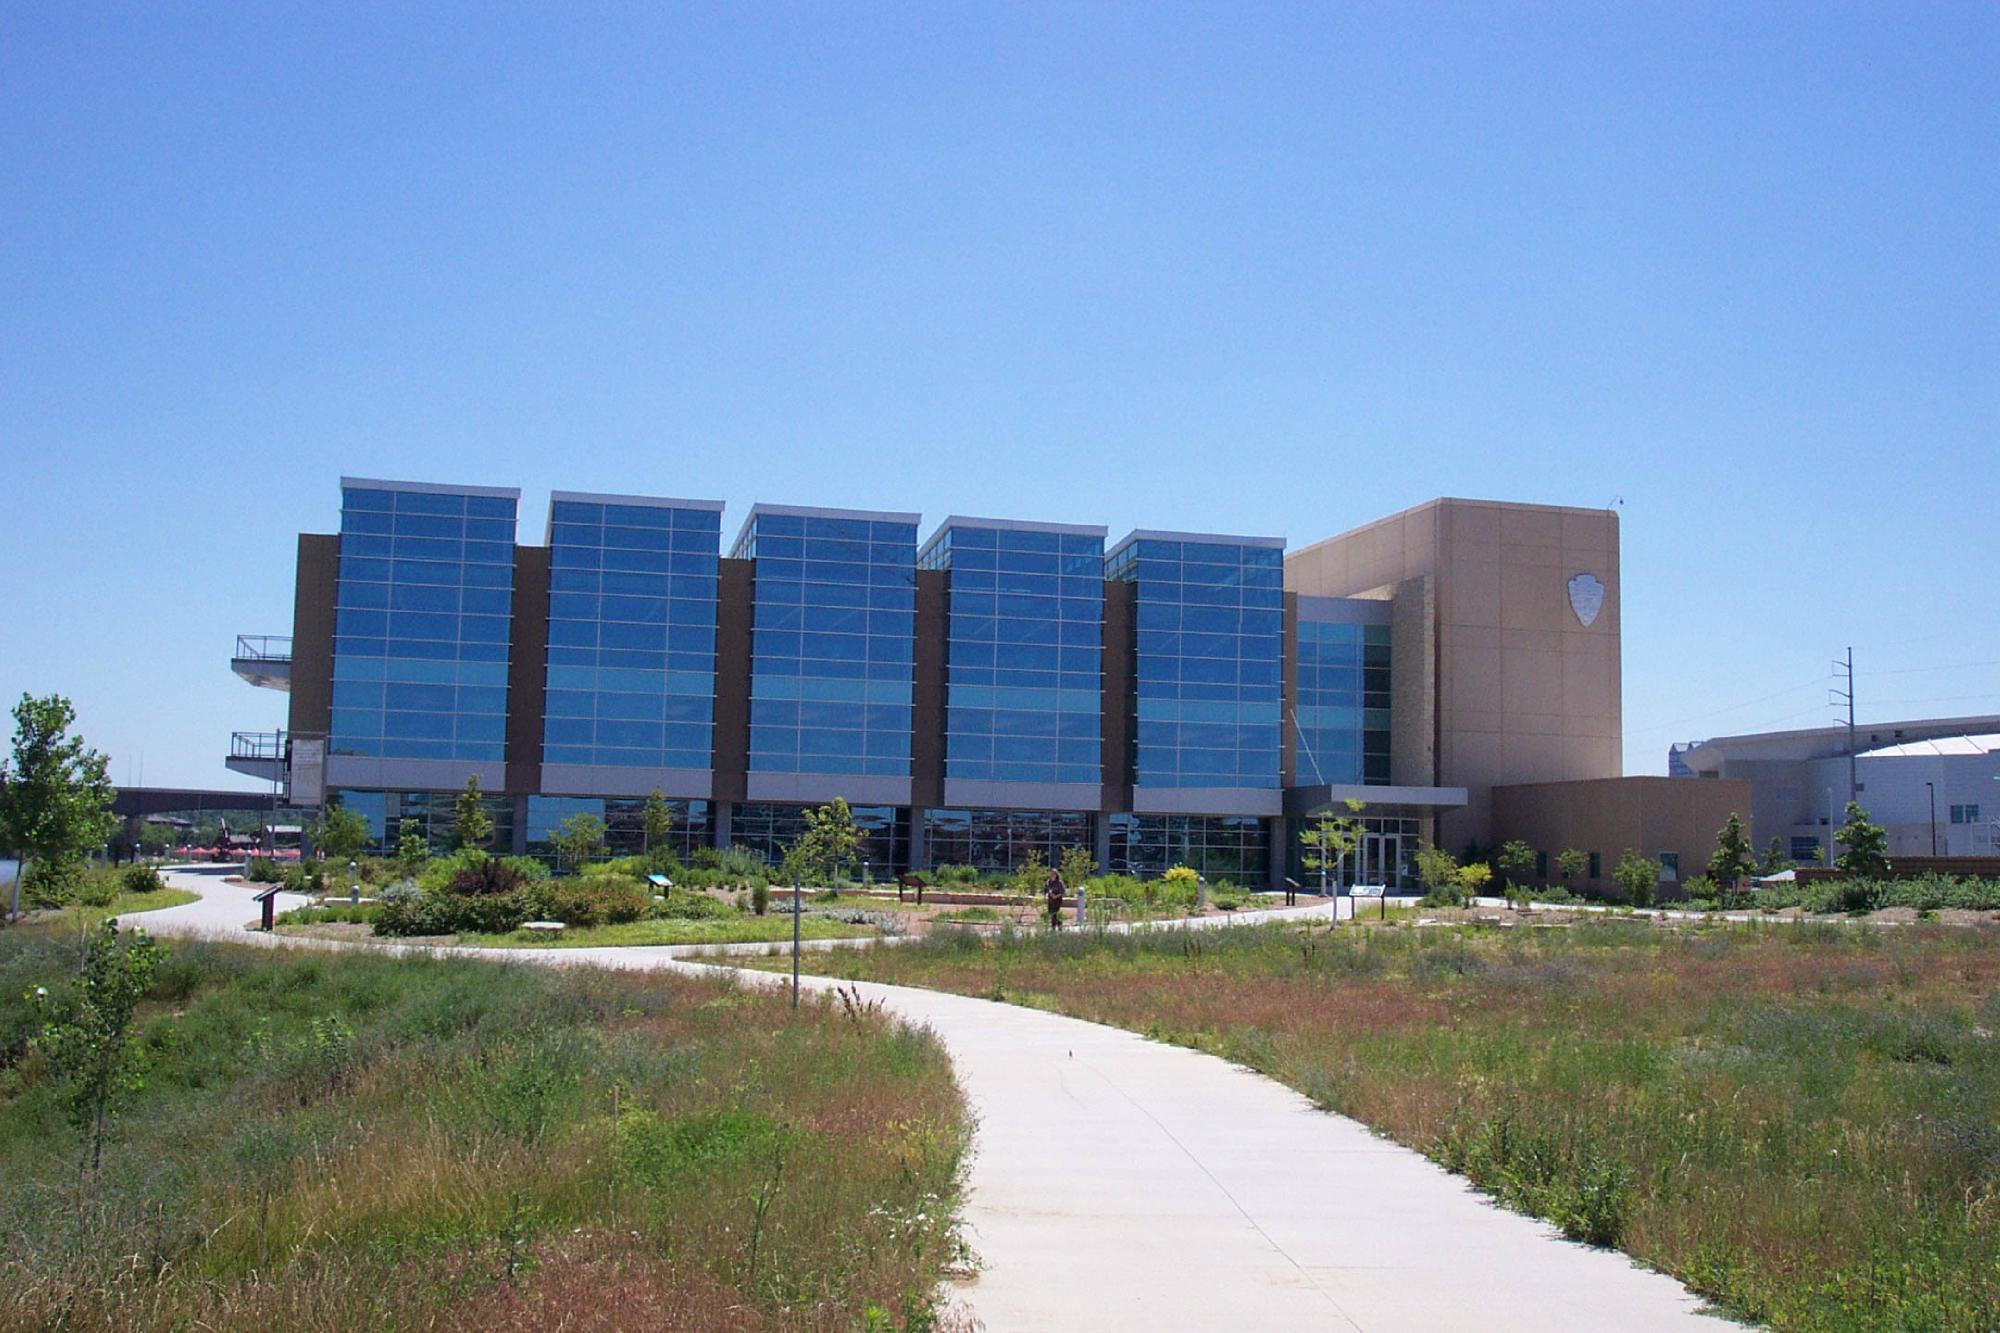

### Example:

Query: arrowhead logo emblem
xmin=1568 ymin=573 xmax=1605 ymax=627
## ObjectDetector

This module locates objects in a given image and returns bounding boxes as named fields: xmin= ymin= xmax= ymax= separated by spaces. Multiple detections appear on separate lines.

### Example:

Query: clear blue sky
xmin=3 ymin=3 xmax=1994 ymax=791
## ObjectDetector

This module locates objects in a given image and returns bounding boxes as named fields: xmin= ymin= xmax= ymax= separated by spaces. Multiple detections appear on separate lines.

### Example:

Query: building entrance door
xmin=1360 ymin=832 xmax=1403 ymax=888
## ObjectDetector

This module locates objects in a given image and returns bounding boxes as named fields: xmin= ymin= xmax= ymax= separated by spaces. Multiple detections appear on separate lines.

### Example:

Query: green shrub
xmin=751 ymin=881 xmax=771 ymax=916
xmin=539 ymin=874 xmax=649 ymax=928
xmin=1678 ymin=875 xmax=1718 ymax=909
xmin=656 ymin=889 xmax=737 ymax=921
xmin=446 ymin=855 xmax=524 ymax=898
xmin=244 ymin=857 xmax=283 ymax=883
xmin=931 ymin=864 xmax=981 ymax=885
xmin=76 ymin=868 xmax=119 ymax=908
xmin=374 ymin=886 xmax=540 ymax=937
xmin=120 ymin=864 xmax=165 ymax=895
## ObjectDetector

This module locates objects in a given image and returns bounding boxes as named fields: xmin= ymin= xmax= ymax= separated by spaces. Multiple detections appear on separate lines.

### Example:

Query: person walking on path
xmin=1044 ymin=865 xmax=1065 ymax=930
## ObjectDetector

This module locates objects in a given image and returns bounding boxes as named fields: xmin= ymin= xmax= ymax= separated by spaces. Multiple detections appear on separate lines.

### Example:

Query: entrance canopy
xmin=1283 ymin=783 xmax=1468 ymax=819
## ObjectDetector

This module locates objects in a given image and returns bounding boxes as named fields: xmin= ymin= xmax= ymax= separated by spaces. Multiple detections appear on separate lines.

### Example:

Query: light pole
xmin=1925 ymin=781 xmax=1938 ymax=856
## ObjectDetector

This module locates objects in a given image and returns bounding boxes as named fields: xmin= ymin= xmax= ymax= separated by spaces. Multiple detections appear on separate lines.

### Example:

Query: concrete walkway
xmin=135 ymin=867 xmax=1730 ymax=1331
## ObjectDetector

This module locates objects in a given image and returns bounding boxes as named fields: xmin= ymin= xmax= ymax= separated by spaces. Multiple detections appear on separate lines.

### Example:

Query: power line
xmin=1625 ymin=673 xmax=1832 ymax=737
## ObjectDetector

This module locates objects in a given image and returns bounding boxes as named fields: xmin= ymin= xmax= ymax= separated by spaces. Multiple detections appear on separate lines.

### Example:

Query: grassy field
xmin=781 ymin=917 xmax=2000 ymax=1331
xmin=0 ymin=924 xmax=971 ymax=1331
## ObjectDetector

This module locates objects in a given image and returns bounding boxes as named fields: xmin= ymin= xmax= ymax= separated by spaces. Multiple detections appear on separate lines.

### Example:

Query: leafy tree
xmin=1760 ymin=837 xmax=1791 ymax=876
xmin=1496 ymin=840 xmax=1536 ymax=908
xmin=0 ymin=693 xmax=118 ymax=918
xmin=1009 ymin=848 xmax=1049 ymax=897
xmin=29 ymin=921 xmax=165 ymax=1171
xmin=1414 ymin=844 xmax=1459 ymax=899
xmin=1300 ymin=799 xmax=1367 ymax=893
xmin=1613 ymin=848 xmax=1660 ymax=909
xmin=1707 ymin=812 xmax=1756 ymax=899
xmin=642 ymin=788 xmax=675 ymax=853
xmin=551 ymin=812 xmax=607 ymax=870
xmin=397 ymin=818 xmax=430 ymax=871
xmin=1555 ymin=847 xmax=1588 ymax=889
xmin=137 ymin=824 xmax=175 ymax=857
xmin=313 ymin=802 xmax=372 ymax=862
xmin=1457 ymin=862 xmax=1494 ymax=899
xmin=784 ymin=798 xmax=860 ymax=888
xmin=1834 ymin=802 xmax=1890 ymax=877
xmin=1058 ymin=844 xmax=1096 ymax=889
xmin=452 ymin=775 xmax=494 ymax=852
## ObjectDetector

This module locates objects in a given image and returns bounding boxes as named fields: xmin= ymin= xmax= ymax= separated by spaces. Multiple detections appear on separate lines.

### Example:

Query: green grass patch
xmin=464 ymin=914 xmax=876 ymax=949
xmin=0 ymin=920 xmax=968 ymax=1329
xmin=15 ymin=887 xmax=199 ymax=935
xmin=777 ymin=917 xmax=2000 ymax=1331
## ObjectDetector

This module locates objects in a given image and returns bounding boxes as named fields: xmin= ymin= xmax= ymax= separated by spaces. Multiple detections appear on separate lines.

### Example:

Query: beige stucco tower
xmin=1285 ymin=498 xmax=1622 ymax=851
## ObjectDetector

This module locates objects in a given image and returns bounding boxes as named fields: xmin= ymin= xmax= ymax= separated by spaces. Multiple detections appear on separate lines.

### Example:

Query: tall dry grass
xmin=0 ymin=933 xmax=971 ymax=1331
xmin=794 ymin=917 xmax=2000 ymax=1331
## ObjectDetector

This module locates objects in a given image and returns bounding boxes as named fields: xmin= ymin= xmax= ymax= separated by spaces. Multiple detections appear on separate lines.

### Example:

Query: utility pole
xmin=1829 ymin=648 xmax=1857 ymax=806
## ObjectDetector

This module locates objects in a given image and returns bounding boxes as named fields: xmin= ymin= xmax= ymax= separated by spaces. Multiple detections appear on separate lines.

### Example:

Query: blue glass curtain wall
xmin=922 ymin=524 xmax=1103 ymax=786
xmin=331 ymin=486 xmax=516 ymax=762
xmin=1294 ymin=619 xmax=1392 ymax=786
xmin=542 ymin=498 xmax=720 ymax=771
xmin=738 ymin=512 xmax=917 ymax=779
xmin=1108 ymin=537 xmax=1283 ymax=790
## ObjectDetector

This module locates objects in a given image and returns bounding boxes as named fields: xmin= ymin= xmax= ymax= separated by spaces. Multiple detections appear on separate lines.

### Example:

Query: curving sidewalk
xmin=136 ymin=867 xmax=1729 ymax=1332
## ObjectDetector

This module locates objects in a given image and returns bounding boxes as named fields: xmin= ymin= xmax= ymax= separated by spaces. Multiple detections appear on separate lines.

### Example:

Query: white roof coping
xmin=1857 ymin=733 xmax=2000 ymax=759
xmin=1106 ymin=528 xmax=1288 ymax=561
xmin=918 ymin=515 xmax=1109 ymax=561
xmin=549 ymin=491 xmax=725 ymax=512
xmin=340 ymin=476 xmax=521 ymax=501
xmin=730 ymin=502 xmax=922 ymax=557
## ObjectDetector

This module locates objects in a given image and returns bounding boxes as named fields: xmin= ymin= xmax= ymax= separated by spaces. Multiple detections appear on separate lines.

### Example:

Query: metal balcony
xmin=227 ymin=730 xmax=287 ymax=783
xmin=231 ymin=635 xmax=293 ymax=691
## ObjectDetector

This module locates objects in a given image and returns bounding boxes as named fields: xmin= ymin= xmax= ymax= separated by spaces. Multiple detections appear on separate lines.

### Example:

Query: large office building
xmin=1672 ymin=715 xmax=2000 ymax=862
xmin=229 ymin=484 xmax=1643 ymax=887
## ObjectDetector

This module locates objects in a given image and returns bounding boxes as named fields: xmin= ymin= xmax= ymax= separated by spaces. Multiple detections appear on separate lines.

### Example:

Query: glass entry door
xmin=1359 ymin=832 xmax=1403 ymax=888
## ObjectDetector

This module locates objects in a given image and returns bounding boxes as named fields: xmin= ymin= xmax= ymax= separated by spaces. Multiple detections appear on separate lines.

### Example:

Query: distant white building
xmin=1671 ymin=715 xmax=2000 ymax=864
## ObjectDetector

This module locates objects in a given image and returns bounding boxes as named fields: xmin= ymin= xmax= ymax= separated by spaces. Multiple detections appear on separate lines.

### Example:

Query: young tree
xmin=550 ymin=812 xmax=607 ymax=870
xmin=1834 ymin=801 xmax=1890 ymax=877
xmin=1555 ymin=847 xmax=1588 ymax=891
xmin=313 ymin=802 xmax=372 ymax=862
xmin=137 ymin=823 xmax=175 ymax=858
xmin=396 ymin=818 xmax=430 ymax=871
xmin=29 ymin=921 xmax=165 ymax=1172
xmin=1707 ymin=812 xmax=1756 ymax=901
xmin=1058 ymin=844 xmax=1096 ymax=889
xmin=1299 ymin=799 xmax=1367 ymax=894
xmin=452 ymin=775 xmax=494 ymax=852
xmin=641 ymin=788 xmax=675 ymax=854
xmin=1760 ymin=837 xmax=1791 ymax=876
xmin=1414 ymin=844 xmax=1460 ymax=903
xmin=785 ymin=798 xmax=860 ymax=888
xmin=0 ymin=694 xmax=118 ymax=918
xmin=1495 ymin=839 xmax=1536 ymax=908
xmin=1457 ymin=862 xmax=1494 ymax=901
xmin=1613 ymin=848 xmax=1660 ymax=909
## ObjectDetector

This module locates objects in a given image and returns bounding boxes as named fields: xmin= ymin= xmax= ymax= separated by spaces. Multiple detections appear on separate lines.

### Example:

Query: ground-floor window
xmin=1110 ymin=814 xmax=1268 ymax=883
xmin=923 ymin=809 xmax=1095 ymax=872
xmin=1790 ymin=835 xmax=1823 ymax=863
xmin=730 ymin=802 xmax=911 ymax=876
xmin=524 ymin=796 xmax=710 ymax=861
